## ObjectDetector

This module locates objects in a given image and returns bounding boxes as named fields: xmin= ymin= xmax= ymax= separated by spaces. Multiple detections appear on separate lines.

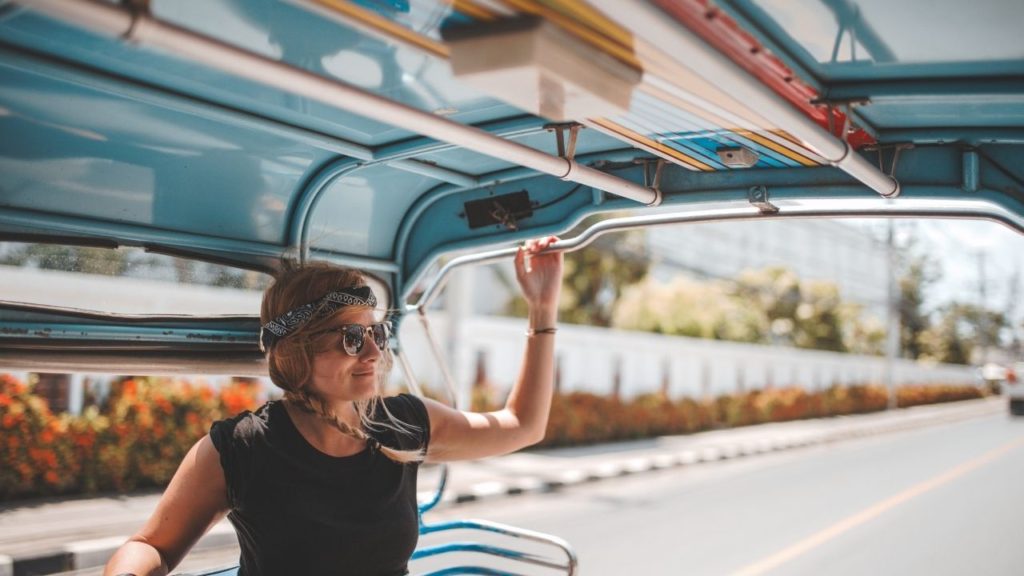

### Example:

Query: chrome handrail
xmin=414 ymin=519 xmax=579 ymax=576
xmin=410 ymin=194 xmax=1024 ymax=311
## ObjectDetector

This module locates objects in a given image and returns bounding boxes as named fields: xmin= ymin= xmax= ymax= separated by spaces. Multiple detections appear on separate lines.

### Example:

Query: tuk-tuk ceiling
xmin=0 ymin=0 xmax=1022 ymax=373
xmin=712 ymin=0 xmax=1024 ymax=141
xmin=0 ymin=0 xmax=1022 ymax=295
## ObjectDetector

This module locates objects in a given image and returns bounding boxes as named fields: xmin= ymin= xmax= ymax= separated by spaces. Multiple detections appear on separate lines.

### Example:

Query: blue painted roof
xmin=0 ymin=0 xmax=1022 ymax=337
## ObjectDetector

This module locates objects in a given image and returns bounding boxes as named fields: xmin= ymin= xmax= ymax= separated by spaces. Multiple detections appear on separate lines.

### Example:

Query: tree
xmin=0 ymin=244 xmax=128 ymax=276
xmin=611 ymin=275 xmax=765 ymax=342
xmin=898 ymin=250 xmax=940 ymax=359
xmin=919 ymin=302 xmax=1008 ymax=364
xmin=612 ymin=265 xmax=876 ymax=354
xmin=790 ymin=281 xmax=851 ymax=352
xmin=733 ymin=267 xmax=857 ymax=352
xmin=505 ymin=216 xmax=649 ymax=327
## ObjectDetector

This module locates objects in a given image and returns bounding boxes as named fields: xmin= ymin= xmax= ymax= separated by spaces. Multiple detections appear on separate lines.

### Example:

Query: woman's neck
xmin=283 ymin=397 xmax=366 ymax=457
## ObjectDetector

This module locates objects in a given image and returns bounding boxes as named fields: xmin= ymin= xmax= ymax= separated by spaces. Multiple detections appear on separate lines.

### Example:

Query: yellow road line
xmin=730 ymin=435 xmax=1024 ymax=576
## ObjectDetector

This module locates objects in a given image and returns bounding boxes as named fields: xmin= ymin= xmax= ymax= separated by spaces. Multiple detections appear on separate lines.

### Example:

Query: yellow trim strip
xmin=589 ymin=118 xmax=714 ymax=172
xmin=498 ymin=0 xmax=642 ymax=70
xmin=771 ymin=128 xmax=808 ymax=147
xmin=307 ymin=0 xmax=450 ymax=58
xmin=736 ymin=129 xmax=819 ymax=166
xmin=536 ymin=0 xmax=634 ymax=48
xmin=306 ymin=0 xmax=821 ymax=170
xmin=638 ymin=83 xmax=818 ymax=167
xmin=451 ymin=0 xmax=499 ymax=22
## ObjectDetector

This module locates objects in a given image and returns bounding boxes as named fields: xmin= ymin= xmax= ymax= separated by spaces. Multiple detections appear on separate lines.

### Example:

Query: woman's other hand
xmin=424 ymin=235 xmax=563 ymax=461
xmin=514 ymin=236 xmax=563 ymax=310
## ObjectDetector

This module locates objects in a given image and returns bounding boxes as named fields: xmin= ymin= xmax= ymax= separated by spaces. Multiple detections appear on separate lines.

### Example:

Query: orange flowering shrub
xmin=1 ymin=375 xmax=261 ymax=501
xmin=897 ymin=384 xmax=983 ymax=408
xmin=822 ymin=384 xmax=890 ymax=415
xmin=544 ymin=392 xmax=717 ymax=447
xmin=0 ymin=375 xmax=78 ymax=498
xmin=538 ymin=383 xmax=985 ymax=449
xmin=1 ymin=372 xmax=989 ymax=498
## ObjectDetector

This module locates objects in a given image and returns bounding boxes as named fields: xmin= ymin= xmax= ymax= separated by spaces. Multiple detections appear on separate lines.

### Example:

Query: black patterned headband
xmin=259 ymin=286 xmax=377 ymax=352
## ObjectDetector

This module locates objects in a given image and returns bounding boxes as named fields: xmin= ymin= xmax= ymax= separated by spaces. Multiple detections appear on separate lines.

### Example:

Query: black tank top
xmin=209 ymin=394 xmax=430 ymax=576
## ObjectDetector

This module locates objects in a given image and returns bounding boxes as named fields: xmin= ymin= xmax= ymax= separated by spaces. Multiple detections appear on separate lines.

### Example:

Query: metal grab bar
xmin=418 ymin=462 xmax=449 ymax=515
xmin=418 ymin=568 xmax=529 ymax=576
xmin=414 ymin=519 xmax=579 ymax=576
xmin=409 ymin=193 xmax=1024 ymax=310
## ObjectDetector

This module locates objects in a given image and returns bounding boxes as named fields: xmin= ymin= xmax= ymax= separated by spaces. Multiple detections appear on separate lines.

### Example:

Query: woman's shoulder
xmin=380 ymin=393 xmax=429 ymax=425
xmin=376 ymin=393 xmax=431 ymax=452
xmin=210 ymin=400 xmax=277 ymax=448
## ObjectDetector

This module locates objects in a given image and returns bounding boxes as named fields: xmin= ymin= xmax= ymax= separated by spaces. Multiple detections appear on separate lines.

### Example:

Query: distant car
xmin=981 ymin=363 xmax=1008 ymax=382
xmin=1008 ymin=363 xmax=1024 ymax=416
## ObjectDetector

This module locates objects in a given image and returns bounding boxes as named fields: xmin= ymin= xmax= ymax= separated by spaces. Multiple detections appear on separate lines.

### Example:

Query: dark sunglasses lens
xmin=341 ymin=325 xmax=364 ymax=355
xmin=371 ymin=323 xmax=389 ymax=349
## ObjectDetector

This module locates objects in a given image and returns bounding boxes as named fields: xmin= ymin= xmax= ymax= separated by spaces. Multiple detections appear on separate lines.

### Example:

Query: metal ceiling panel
xmin=0 ymin=52 xmax=325 ymax=245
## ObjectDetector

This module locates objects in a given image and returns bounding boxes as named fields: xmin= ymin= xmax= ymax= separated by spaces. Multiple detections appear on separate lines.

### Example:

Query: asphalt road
xmin=412 ymin=413 xmax=1024 ymax=576
xmin=48 ymin=410 xmax=1024 ymax=575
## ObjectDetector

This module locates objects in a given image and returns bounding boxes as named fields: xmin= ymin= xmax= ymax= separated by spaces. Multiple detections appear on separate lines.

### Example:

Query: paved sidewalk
xmin=0 ymin=397 xmax=1005 ymax=576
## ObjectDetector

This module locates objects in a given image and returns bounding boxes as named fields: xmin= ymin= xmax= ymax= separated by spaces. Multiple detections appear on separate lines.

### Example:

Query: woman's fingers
xmin=517 ymin=237 xmax=562 ymax=281
xmin=514 ymin=244 xmax=528 ymax=279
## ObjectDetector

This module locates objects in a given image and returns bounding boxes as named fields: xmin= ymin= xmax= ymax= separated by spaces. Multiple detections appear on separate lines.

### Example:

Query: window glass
xmin=0 ymin=242 xmax=270 ymax=315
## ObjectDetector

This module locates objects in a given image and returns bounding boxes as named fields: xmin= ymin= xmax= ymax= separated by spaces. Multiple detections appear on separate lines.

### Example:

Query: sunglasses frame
xmin=312 ymin=322 xmax=391 ymax=356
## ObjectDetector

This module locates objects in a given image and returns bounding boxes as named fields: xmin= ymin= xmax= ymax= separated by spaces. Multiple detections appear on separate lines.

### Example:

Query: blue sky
xmin=854 ymin=218 xmax=1024 ymax=323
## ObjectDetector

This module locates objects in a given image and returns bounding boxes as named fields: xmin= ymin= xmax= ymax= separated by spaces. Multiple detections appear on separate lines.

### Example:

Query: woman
xmin=103 ymin=236 xmax=562 ymax=576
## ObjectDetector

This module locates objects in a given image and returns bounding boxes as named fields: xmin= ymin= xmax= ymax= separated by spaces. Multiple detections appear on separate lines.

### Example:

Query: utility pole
xmin=978 ymin=250 xmax=988 ymax=364
xmin=1008 ymin=265 xmax=1022 ymax=357
xmin=884 ymin=220 xmax=899 ymax=410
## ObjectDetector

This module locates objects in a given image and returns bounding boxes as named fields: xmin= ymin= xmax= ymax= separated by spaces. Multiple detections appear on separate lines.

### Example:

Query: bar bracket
xmin=748 ymin=186 xmax=778 ymax=214
xmin=546 ymin=122 xmax=583 ymax=160
xmin=865 ymin=142 xmax=915 ymax=178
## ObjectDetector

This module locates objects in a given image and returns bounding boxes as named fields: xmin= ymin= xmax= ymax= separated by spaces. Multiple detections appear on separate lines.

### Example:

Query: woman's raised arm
xmin=103 ymin=435 xmax=230 ymax=575
xmin=425 ymin=236 xmax=563 ymax=462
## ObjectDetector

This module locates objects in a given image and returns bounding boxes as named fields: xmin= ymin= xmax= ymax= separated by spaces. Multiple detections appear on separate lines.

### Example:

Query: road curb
xmin=11 ymin=523 xmax=238 ymax=575
xmin=435 ymin=400 xmax=1002 ymax=509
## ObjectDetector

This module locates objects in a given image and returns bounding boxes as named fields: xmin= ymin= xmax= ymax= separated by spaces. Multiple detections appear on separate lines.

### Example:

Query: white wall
xmin=397 ymin=315 xmax=977 ymax=402
xmin=648 ymin=220 xmax=889 ymax=318
xmin=0 ymin=265 xmax=263 ymax=315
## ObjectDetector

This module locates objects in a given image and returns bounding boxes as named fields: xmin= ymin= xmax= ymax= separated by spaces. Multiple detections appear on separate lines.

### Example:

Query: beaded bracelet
xmin=526 ymin=327 xmax=558 ymax=336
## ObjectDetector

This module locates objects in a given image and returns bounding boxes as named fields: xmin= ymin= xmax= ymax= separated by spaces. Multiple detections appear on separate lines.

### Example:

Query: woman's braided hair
xmin=261 ymin=261 xmax=423 ymax=464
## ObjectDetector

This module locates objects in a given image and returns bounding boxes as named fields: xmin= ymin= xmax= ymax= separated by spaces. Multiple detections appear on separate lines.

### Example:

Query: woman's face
xmin=307 ymin=308 xmax=384 ymax=403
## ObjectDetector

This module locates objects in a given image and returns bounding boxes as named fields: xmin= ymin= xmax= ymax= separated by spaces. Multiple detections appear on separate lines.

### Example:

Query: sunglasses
xmin=313 ymin=322 xmax=391 ymax=356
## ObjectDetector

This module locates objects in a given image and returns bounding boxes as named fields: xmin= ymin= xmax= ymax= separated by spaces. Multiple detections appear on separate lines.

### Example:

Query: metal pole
xmin=410 ymin=194 xmax=1024 ymax=309
xmin=417 ymin=310 xmax=460 ymax=408
xmin=16 ymin=0 xmax=661 ymax=206
xmin=393 ymin=347 xmax=425 ymax=398
xmin=978 ymin=250 xmax=988 ymax=364
xmin=885 ymin=220 xmax=899 ymax=409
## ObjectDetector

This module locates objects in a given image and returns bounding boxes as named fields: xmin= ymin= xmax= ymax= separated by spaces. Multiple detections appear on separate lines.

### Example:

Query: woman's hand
xmin=514 ymin=236 xmax=563 ymax=311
